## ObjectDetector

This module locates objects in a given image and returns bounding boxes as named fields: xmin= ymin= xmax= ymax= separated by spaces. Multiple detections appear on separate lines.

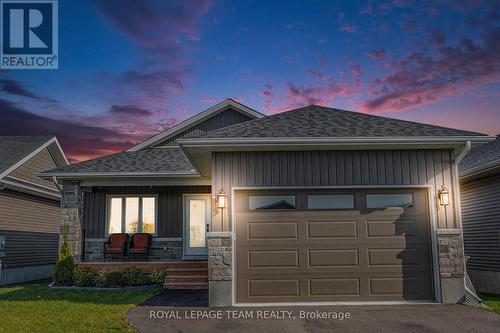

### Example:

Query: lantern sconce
xmin=438 ymin=185 xmax=450 ymax=206
xmin=216 ymin=189 xmax=227 ymax=228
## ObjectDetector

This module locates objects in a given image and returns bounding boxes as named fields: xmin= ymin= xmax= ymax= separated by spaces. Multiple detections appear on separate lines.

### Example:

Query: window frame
xmin=365 ymin=193 xmax=414 ymax=209
xmin=248 ymin=195 xmax=297 ymax=211
xmin=105 ymin=194 xmax=158 ymax=236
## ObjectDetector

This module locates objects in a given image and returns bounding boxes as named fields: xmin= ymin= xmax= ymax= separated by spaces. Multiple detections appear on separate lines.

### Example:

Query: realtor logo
xmin=1 ymin=0 xmax=58 ymax=69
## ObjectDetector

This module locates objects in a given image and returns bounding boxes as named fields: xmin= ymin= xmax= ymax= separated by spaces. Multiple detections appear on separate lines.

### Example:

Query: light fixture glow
xmin=217 ymin=189 xmax=227 ymax=209
xmin=439 ymin=185 xmax=450 ymax=206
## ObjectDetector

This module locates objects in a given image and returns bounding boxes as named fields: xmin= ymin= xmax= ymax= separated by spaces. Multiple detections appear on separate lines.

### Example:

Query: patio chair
xmin=128 ymin=233 xmax=152 ymax=261
xmin=103 ymin=233 xmax=129 ymax=261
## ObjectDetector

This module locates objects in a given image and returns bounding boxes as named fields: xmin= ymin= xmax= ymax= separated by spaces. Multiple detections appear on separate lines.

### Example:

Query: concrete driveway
xmin=127 ymin=290 xmax=500 ymax=333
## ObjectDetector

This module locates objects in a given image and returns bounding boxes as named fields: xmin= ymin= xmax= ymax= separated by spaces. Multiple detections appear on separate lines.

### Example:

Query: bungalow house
xmin=459 ymin=135 xmax=500 ymax=294
xmin=40 ymin=99 xmax=495 ymax=306
xmin=0 ymin=136 xmax=68 ymax=284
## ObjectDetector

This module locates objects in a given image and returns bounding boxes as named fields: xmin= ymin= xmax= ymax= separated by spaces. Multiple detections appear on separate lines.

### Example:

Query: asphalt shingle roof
xmin=194 ymin=105 xmax=487 ymax=139
xmin=459 ymin=135 xmax=500 ymax=173
xmin=44 ymin=147 xmax=196 ymax=174
xmin=0 ymin=136 xmax=53 ymax=175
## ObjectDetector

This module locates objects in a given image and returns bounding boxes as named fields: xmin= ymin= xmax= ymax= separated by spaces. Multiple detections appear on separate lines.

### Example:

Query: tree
xmin=53 ymin=231 xmax=75 ymax=285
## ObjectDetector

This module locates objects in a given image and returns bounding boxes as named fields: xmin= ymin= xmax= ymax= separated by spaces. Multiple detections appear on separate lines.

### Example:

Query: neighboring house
xmin=41 ymin=99 xmax=495 ymax=306
xmin=0 ymin=136 xmax=68 ymax=285
xmin=459 ymin=135 xmax=500 ymax=294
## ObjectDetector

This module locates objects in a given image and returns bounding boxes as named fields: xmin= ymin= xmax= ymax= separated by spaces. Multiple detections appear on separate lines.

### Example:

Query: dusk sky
xmin=1 ymin=0 xmax=499 ymax=162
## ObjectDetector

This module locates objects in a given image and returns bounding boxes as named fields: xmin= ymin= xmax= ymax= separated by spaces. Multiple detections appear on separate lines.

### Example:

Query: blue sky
xmin=1 ymin=0 xmax=499 ymax=161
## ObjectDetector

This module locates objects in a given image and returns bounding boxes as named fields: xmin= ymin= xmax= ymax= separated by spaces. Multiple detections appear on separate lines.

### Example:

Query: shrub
xmin=96 ymin=270 xmax=124 ymax=288
xmin=122 ymin=266 xmax=143 ymax=286
xmin=73 ymin=266 xmax=96 ymax=287
xmin=149 ymin=269 xmax=166 ymax=285
xmin=53 ymin=232 xmax=74 ymax=286
xmin=137 ymin=274 xmax=152 ymax=286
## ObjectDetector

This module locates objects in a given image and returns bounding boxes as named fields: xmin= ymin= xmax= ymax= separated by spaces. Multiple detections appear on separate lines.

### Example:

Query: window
xmin=366 ymin=193 xmax=413 ymax=209
xmin=107 ymin=196 xmax=156 ymax=234
xmin=307 ymin=194 xmax=354 ymax=209
xmin=249 ymin=195 xmax=296 ymax=210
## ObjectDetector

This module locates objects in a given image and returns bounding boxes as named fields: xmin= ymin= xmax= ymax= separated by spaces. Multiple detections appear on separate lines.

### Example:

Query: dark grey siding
xmin=82 ymin=186 xmax=211 ymax=238
xmin=0 ymin=229 xmax=59 ymax=268
xmin=155 ymin=108 xmax=253 ymax=146
xmin=212 ymin=149 xmax=459 ymax=231
xmin=462 ymin=173 xmax=500 ymax=271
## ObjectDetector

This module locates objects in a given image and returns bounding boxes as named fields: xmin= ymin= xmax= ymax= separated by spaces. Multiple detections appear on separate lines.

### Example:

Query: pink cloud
xmin=339 ymin=22 xmax=358 ymax=33
xmin=367 ymin=49 xmax=387 ymax=59
xmin=362 ymin=25 xmax=500 ymax=113
xmin=200 ymin=97 xmax=216 ymax=103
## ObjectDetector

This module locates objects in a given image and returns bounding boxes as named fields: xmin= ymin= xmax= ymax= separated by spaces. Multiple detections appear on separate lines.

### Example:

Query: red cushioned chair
xmin=128 ymin=233 xmax=152 ymax=261
xmin=103 ymin=233 xmax=129 ymax=261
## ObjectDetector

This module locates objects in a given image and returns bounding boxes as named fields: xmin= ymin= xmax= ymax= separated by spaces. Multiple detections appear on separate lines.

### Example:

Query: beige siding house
xmin=0 ymin=136 xmax=68 ymax=284
xmin=42 ymin=99 xmax=495 ymax=306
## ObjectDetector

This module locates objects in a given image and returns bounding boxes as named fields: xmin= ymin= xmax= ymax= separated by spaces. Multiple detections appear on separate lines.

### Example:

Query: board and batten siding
xmin=7 ymin=147 xmax=58 ymax=190
xmin=211 ymin=149 xmax=459 ymax=231
xmin=154 ymin=108 xmax=254 ymax=146
xmin=82 ymin=185 xmax=211 ymax=238
xmin=0 ymin=192 xmax=60 ymax=234
xmin=461 ymin=173 xmax=500 ymax=272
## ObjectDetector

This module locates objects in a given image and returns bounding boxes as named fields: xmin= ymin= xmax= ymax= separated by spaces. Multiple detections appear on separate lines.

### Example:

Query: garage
xmin=234 ymin=188 xmax=435 ymax=303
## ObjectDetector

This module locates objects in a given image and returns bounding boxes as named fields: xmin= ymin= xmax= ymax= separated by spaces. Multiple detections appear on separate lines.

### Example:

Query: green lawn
xmin=479 ymin=293 xmax=500 ymax=315
xmin=0 ymin=282 xmax=158 ymax=333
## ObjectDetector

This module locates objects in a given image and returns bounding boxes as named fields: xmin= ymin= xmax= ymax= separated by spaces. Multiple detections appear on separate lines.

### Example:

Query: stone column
xmin=60 ymin=181 xmax=83 ymax=262
xmin=437 ymin=229 xmax=465 ymax=303
xmin=207 ymin=231 xmax=232 ymax=307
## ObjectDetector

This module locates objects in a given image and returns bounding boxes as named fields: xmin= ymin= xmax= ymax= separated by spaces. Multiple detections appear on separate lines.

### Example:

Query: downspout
xmin=453 ymin=141 xmax=471 ymax=230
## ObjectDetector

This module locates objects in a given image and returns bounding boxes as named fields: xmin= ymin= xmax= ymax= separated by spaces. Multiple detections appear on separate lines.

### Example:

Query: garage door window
xmin=307 ymin=194 xmax=354 ymax=209
xmin=249 ymin=195 xmax=296 ymax=210
xmin=366 ymin=193 xmax=413 ymax=208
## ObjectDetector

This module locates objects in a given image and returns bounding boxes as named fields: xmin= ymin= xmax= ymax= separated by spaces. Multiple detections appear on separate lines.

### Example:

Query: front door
xmin=184 ymin=194 xmax=211 ymax=258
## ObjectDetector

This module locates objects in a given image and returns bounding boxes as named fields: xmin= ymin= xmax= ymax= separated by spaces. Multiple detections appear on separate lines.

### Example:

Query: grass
xmin=479 ymin=293 xmax=500 ymax=315
xmin=0 ymin=281 xmax=158 ymax=333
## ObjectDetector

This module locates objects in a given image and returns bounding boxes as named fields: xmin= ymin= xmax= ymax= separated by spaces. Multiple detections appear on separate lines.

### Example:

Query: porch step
xmin=164 ymin=266 xmax=208 ymax=289
xmin=163 ymin=282 xmax=209 ymax=289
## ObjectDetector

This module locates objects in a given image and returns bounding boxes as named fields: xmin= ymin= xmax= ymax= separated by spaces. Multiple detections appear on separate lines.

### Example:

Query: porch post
xmin=207 ymin=231 xmax=232 ymax=307
xmin=60 ymin=181 xmax=83 ymax=262
xmin=437 ymin=229 xmax=466 ymax=303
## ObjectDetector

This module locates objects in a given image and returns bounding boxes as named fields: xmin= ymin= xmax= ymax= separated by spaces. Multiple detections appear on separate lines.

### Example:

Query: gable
xmin=7 ymin=146 xmax=59 ymax=190
xmin=127 ymin=99 xmax=264 ymax=151
xmin=153 ymin=108 xmax=254 ymax=147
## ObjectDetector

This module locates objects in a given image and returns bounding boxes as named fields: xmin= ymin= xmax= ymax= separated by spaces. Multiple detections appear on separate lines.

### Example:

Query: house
xmin=459 ymin=135 xmax=500 ymax=294
xmin=0 ymin=136 xmax=68 ymax=285
xmin=40 ymin=99 xmax=495 ymax=306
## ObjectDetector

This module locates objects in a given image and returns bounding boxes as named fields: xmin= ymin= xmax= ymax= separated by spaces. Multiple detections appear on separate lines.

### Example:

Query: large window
xmin=107 ymin=195 xmax=157 ymax=235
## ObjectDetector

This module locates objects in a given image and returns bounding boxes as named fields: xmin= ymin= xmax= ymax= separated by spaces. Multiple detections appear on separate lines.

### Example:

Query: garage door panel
xmin=247 ymin=221 xmax=298 ymax=239
xmin=308 ymin=249 xmax=359 ymax=267
xmin=248 ymin=250 xmax=299 ymax=268
xmin=307 ymin=220 xmax=358 ymax=238
xmin=236 ymin=189 xmax=434 ymax=303
xmin=309 ymin=278 xmax=360 ymax=296
xmin=248 ymin=279 xmax=300 ymax=297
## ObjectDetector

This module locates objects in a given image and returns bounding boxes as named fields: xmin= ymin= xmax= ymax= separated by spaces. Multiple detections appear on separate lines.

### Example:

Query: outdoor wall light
xmin=439 ymin=185 xmax=450 ymax=206
xmin=217 ymin=188 xmax=227 ymax=209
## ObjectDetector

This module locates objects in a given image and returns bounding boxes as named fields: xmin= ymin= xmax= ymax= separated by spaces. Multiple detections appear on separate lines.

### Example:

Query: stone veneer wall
xmin=437 ymin=229 xmax=465 ymax=303
xmin=207 ymin=231 xmax=232 ymax=307
xmin=61 ymin=182 xmax=83 ymax=261
xmin=84 ymin=239 xmax=182 ymax=261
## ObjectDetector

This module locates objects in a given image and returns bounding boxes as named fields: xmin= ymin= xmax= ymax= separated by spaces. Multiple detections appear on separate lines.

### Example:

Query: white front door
xmin=184 ymin=194 xmax=211 ymax=257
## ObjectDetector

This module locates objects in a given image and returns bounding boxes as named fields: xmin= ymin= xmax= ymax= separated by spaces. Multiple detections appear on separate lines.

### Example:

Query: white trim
xmin=79 ymin=178 xmax=211 ymax=187
xmin=52 ymin=137 xmax=70 ymax=166
xmin=105 ymin=194 xmax=158 ymax=236
xmin=0 ymin=178 xmax=60 ymax=199
xmin=0 ymin=137 xmax=67 ymax=180
xmin=183 ymin=193 xmax=212 ymax=258
xmin=178 ymin=135 xmax=495 ymax=147
xmin=460 ymin=159 xmax=500 ymax=179
xmin=229 ymin=185 xmax=442 ymax=306
xmin=127 ymin=99 xmax=264 ymax=152
xmin=6 ymin=175 xmax=58 ymax=192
